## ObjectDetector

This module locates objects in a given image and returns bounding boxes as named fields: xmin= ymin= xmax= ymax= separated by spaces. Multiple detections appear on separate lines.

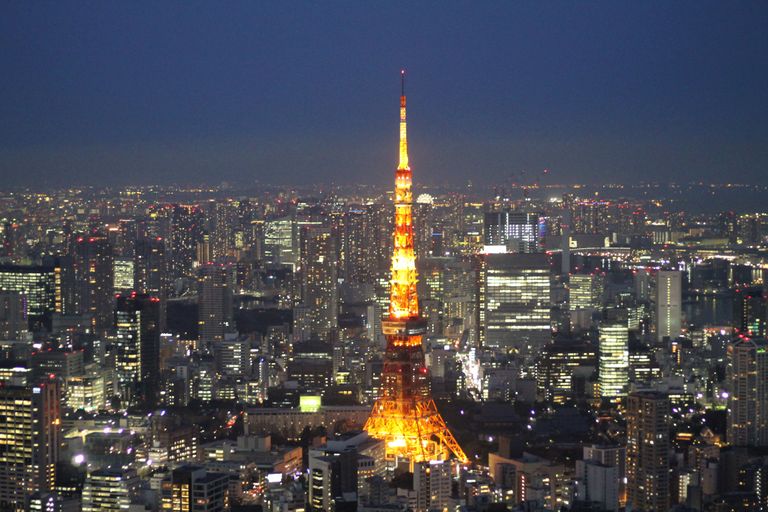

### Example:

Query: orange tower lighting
xmin=364 ymin=71 xmax=468 ymax=464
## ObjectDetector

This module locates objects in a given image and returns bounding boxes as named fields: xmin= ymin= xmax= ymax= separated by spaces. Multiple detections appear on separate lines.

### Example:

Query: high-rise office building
xmin=727 ymin=338 xmax=768 ymax=447
xmin=115 ymin=292 xmax=161 ymax=406
xmin=214 ymin=334 xmax=250 ymax=377
xmin=656 ymin=270 xmax=681 ymax=342
xmin=0 ymin=262 xmax=62 ymax=330
xmin=134 ymin=236 xmax=168 ymax=298
xmin=308 ymin=451 xmax=358 ymax=511
xmin=629 ymin=343 xmax=662 ymax=384
xmin=113 ymin=257 xmax=135 ymax=293
xmin=575 ymin=458 xmax=619 ymax=512
xmin=484 ymin=210 xmax=540 ymax=254
xmin=581 ymin=443 xmax=626 ymax=507
xmin=212 ymin=200 xmax=238 ymax=260
xmin=342 ymin=204 xmax=391 ymax=284
xmin=308 ymin=432 xmax=385 ymax=511
xmin=634 ymin=268 xmax=652 ymax=303
xmin=196 ymin=233 xmax=212 ymax=267
xmin=0 ymin=378 xmax=61 ymax=511
xmin=733 ymin=287 xmax=767 ymax=338
xmin=81 ymin=468 xmax=139 ymax=512
xmin=160 ymin=465 xmax=229 ymax=512
xmin=169 ymin=204 xmax=205 ymax=279
xmin=31 ymin=349 xmax=84 ymax=384
xmin=65 ymin=366 xmax=107 ymax=412
xmin=134 ymin=236 xmax=168 ymax=329
xmin=300 ymin=226 xmax=338 ymax=339
xmin=114 ymin=218 xmax=140 ymax=259
xmin=197 ymin=264 xmax=233 ymax=346
xmin=73 ymin=235 xmax=114 ymax=333
xmin=598 ymin=322 xmax=629 ymax=399
xmin=569 ymin=199 xmax=609 ymax=235
xmin=0 ymin=291 xmax=26 ymax=339
xmin=414 ymin=460 xmax=452 ymax=512
xmin=263 ymin=216 xmax=299 ymax=268
xmin=626 ymin=391 xmax=670 ymax=512
xmin=413 ymin=200 xmax=435 ymax=260
xmin=538 ymin=341 xmax=598 ymax=403
xmin=477 ymin=253 xmax=551 ymax=354
xmin=569 ymin=272 xmax=604 ymax=310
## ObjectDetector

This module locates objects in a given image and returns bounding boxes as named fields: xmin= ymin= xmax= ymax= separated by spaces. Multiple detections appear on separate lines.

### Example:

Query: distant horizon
xmin=2 ymin=178 xmax=767 ymax=191
xmin=3 ymin=180 xmax=768 ymax=215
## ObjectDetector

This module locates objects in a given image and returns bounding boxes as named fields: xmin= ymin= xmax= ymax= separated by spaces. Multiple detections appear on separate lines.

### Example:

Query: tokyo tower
xmin=364 ymin=71 xmax=468 ymax=464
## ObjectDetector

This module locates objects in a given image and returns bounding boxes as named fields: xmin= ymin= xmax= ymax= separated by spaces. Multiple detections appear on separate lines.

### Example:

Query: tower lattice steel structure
xmin=364 ymin=71 xmax=468 ymax=464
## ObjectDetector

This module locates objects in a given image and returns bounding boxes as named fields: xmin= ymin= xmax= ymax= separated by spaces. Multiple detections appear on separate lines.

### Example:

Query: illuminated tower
xmin=364 ymin=71 xmax=467 ymax=464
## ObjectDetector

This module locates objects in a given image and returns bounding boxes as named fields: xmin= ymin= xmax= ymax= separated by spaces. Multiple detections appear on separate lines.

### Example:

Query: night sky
xmin=1 ymin=2 xmax=767 ymax=188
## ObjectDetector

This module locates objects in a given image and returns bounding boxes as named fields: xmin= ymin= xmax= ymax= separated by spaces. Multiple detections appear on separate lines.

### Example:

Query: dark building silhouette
xmin=115 ymin=292 xmax=161 ymax=407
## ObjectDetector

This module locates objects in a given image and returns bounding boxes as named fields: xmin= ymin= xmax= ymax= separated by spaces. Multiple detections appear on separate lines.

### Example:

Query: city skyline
xmin=3 ymin=4 xmax=768 ymax=512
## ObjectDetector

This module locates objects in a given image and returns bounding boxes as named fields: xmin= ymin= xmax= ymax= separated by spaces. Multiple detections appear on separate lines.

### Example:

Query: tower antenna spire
xmin=398 ymin=70 xmax=408 ymax=170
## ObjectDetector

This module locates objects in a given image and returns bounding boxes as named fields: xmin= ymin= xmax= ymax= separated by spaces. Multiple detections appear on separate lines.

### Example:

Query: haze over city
xmin=2 ymin=1 xmax=767 ymax=187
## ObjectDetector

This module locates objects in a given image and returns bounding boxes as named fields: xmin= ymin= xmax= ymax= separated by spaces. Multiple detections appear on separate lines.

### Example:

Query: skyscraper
xmin=569 ymin=272 xmax=604 ymax=311
xmin=477 ymin=252 xmax=551 ymax=354
xmin=307 ymin=438 xmax=381 ymax=512
xmin=733 ymin=287 xmax=767 ymax=338
xmin=0 ymin=291 xmax=26 ymax=339
xmin=342 ymin=204 xmax=391 ymax=284
xmin=656 ymin=270 xmax=682 ymax=342
xmin=413 ymin=460 xmax=452 ymax=511
xmin=0 ymin=377 xmax=61 ymax=511
xmin=169 ymin=204 xmax=205 ymax=279
xmin=214 ymin=334 xmax=250 ymax=377
xmin=263 ymin=216 xmax=299 ymax=268
xmin=300 ymin=225 xmax=338 ymax=339
xmin=134 ymin=236 xmax=168 ymax=298
xmin=538 ymin=341 xmax=598 ymax=404
xmin=197 ymin=263 xmax=233 ymax=346
xmin=73 ymin=234 xmax=114 ymax=333
xmin=626 ymin=391 xmax=670 ymax=512
xmin=134 ymin=236 xmax=168 ymax=329
xmin=364 ymin=71 xmax=467 ymax=464
xmin=212 ymin=200 xmax=238 ymax=260
xmin=727 ymin=337 xmax=768 ymax=447
xmin=484 ymin=210 xmax=540 ymax=254
xmin=598 ymin=322 xmax=629 ymax=399
xmin=115 ymin=292 xmax=161 ymax=406
xmin=575 ymin=444 xmax=624 ymax=512
xmin=0 ymin=262 xmax=62 ymax=330
xmin=569 ymin=199 xmax=609 ymax=235
xmin=112 ymin=257 xmax=135 ymax=293
xmin=575 ymin=462 xmax=619 ymax=512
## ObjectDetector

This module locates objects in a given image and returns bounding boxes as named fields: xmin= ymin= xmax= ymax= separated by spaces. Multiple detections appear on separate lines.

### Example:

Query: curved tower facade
xmin=364 ymin=71 xmax=467 ymax=464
